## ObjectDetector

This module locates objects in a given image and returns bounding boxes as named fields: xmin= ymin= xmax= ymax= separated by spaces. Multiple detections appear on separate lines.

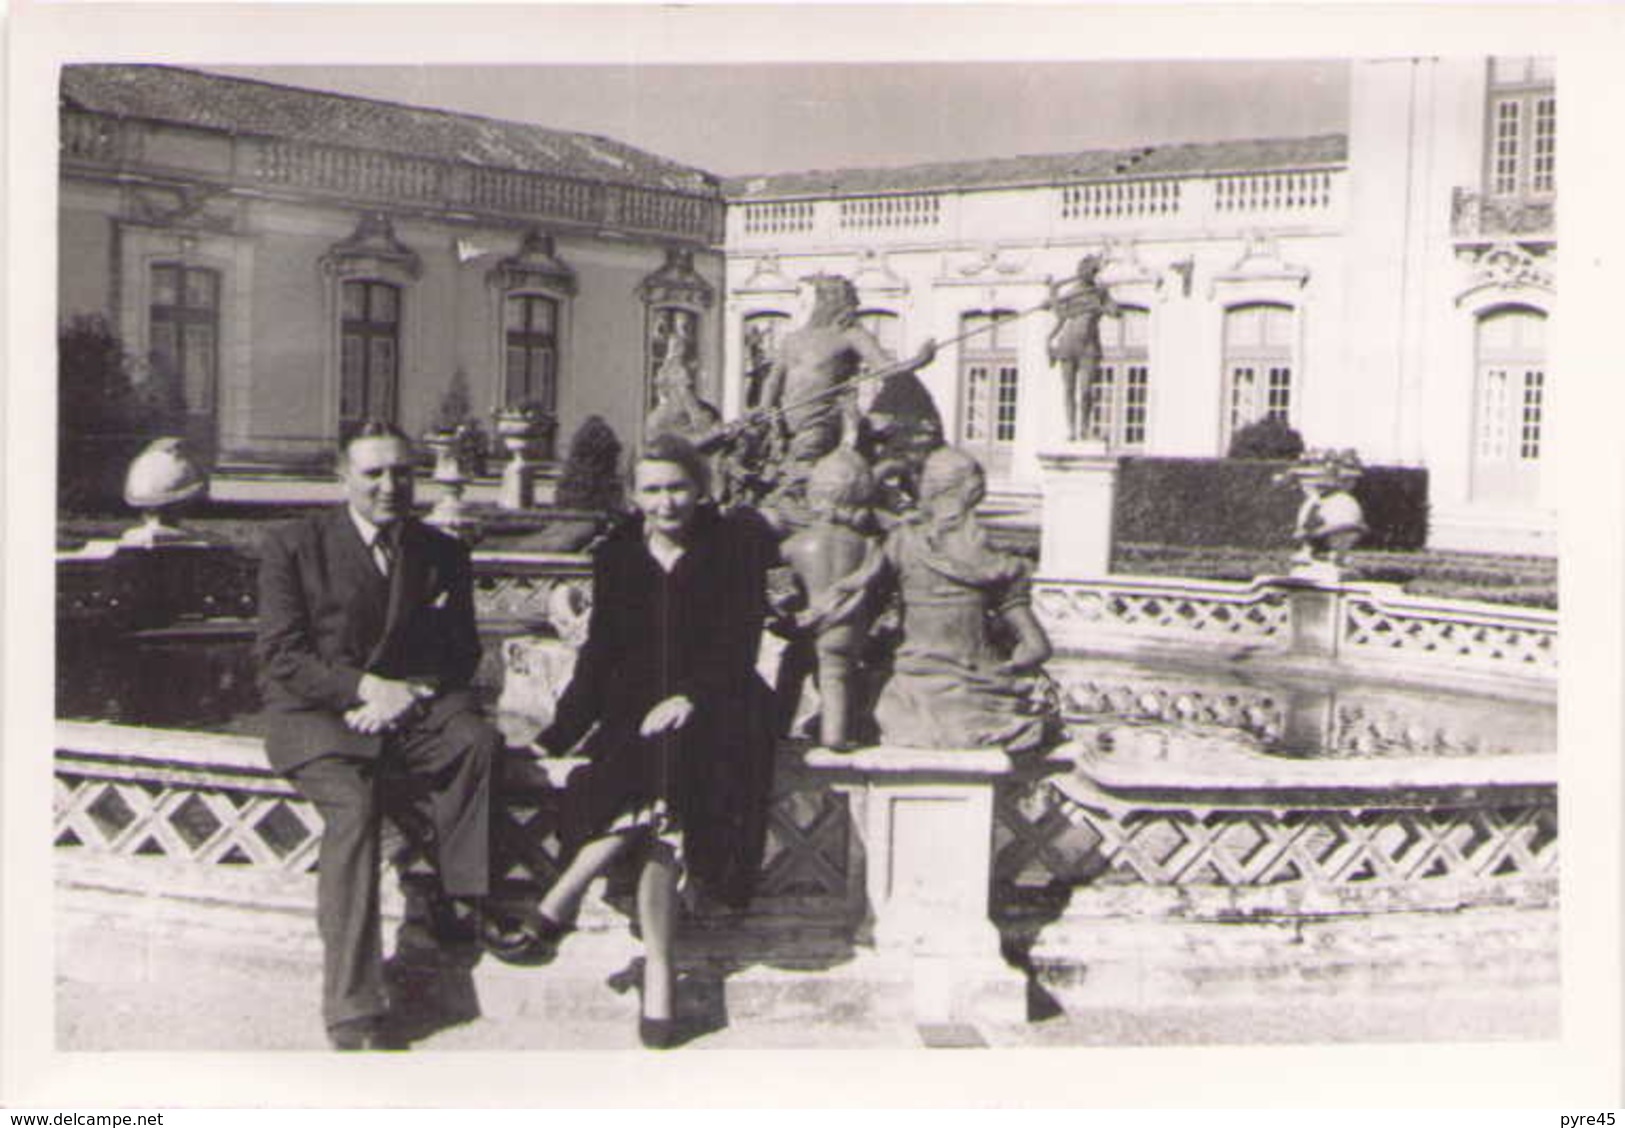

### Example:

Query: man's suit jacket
xmin=256 ymin=508 xmax=483 ymax=774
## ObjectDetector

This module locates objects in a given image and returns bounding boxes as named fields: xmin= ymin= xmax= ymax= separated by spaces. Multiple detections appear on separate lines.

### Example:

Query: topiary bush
xmin=1114 ymin=457 xmax=1429 ymax=551
xmin=555 ymin=415 xmax=624 ymax=512
xmin=58 ymin=314 xmax=185 ymax=512
xmin=1226 ymin=416 xmax=1305 ymax=461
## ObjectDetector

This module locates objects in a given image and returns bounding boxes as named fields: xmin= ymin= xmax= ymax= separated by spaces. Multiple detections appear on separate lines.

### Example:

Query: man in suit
xmin=256 ymin=420 xmax=500 ymax=1050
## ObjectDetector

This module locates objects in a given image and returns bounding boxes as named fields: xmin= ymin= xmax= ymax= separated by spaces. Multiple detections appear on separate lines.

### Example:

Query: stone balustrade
xmin=729 ymin=166 xmax=1346 ymax=249
xmin=1450 ymin=187 xmax=1556 ymax=242
xmin=60 ymin=109 xmax=722 ymax=244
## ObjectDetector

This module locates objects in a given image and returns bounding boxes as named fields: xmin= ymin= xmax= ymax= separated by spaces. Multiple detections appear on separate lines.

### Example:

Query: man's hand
xmin=639 ymin=695 xmax=695 ymax=737
xmin=347 ymin=674 xmax=434 ymax=733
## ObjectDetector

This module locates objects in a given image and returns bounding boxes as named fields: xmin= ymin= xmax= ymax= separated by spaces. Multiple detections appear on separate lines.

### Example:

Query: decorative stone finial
xmin=120 ymin=437 xmax=208 ymax=547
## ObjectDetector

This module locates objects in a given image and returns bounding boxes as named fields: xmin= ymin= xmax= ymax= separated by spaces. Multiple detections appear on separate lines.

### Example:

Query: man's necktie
xmin=374 ymin=527 xmax=398 ymax=577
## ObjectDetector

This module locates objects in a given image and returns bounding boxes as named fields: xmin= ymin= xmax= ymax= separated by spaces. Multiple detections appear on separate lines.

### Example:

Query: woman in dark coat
xmin=495 ymin=434 xmax=779 ymax=1048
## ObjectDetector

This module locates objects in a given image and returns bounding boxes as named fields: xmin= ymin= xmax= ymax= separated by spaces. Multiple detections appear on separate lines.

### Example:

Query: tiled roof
xmin=61 ymin=64 xmax=720 ymax=197
xmin=725 ymin=134 xmax=1347 ymax=200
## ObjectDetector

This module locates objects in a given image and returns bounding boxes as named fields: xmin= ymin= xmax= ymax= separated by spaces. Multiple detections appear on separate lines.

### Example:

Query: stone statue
xmin=781 ymin=449 xmax=885 ymax=750
xmin=873 ymin=447 xmax=1059 ymax=753
xmin=1046 ymin=254 xmax=1121 ymax=444
xmin=644 ymin=347 xmax=722 ymax=447
xmin=757 ymin=275 xmax=937 ymax=496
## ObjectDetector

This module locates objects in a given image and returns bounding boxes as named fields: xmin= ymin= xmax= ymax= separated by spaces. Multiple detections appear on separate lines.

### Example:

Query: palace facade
xmin=59 ymin=60 xmax=1556 ymax=553
xmin=58 ymin=65 xmax=727 ymax=468
xmin=721 ymin=58 xmax=1556 ymax=553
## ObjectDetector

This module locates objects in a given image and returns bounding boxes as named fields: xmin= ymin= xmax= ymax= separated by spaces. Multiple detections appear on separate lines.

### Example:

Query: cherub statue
xmin=1045 ymin=254 xmax=1121 ymax=444
xmin=873 ymin=447 xmax=1059 ymax=753
xmin=781 ymin=449 xmax=885 ymax=749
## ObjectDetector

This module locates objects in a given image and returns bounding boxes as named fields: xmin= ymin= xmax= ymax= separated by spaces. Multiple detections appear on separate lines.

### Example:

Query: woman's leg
xmin=537 ymin=832 xmax=635 ymax=925
xmin=636 ymin=842 xmax=681 ymax=1022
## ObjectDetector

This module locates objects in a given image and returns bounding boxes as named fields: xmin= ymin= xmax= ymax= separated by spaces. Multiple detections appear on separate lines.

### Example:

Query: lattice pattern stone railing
xmin=1213 ymin=170 xmax=1335 ymax=212
xmin=58 ymin=721 xmax=1556 ymax=927
xmin=471 ymin=552 xmax=593 ymax=639
xmin=1341 ymin=591 xmax=1557 ymax=674
xmin=997 ymin=763 xmax=1558 ymax=915
xmin=837 ymin=194 xmax=942 ymax=231
xmin=1033 ymin=578 xmax=1292 ymax=651
xmin=54 ymin=723 xmax=860 ymax=918
xmin=1060 ymin=180 xmax=1182 ymax=220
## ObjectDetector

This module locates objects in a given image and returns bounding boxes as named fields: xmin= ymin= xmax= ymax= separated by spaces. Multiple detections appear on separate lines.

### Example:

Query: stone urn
xmin=1278 ymin=450 xmax=1367 ymax=581
xmin=422 ymin=429 xmax=479 ymax=540
xmin=120 ymin=436 xmax=209 ymax=547
xmin=492 ymin=404 xmax=555 ymax=509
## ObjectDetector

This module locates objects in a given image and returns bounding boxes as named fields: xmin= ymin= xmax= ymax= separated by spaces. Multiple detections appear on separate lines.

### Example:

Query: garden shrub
xmin=1114 ymin=457 xmax=1429 ymax=551
xmin=1226 ymin=416 xmax=1305 ymax=461
xmin=59 ymin=314 xmax=185 ymax=512
xmin=555 ymin=415 xmax=623 ymax=512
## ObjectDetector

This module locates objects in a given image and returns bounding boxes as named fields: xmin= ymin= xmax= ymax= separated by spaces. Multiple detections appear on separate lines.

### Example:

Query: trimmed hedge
xmin=1114 ymin=457 xmax=1429 ymax=551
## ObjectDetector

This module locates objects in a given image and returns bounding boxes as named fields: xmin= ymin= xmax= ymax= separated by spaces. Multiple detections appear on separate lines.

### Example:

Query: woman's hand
xmin=640 ymin=695 xmax=696 ymax=737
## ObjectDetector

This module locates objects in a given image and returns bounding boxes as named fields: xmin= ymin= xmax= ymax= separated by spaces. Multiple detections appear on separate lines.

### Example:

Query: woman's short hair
xmin=633 ymin=432 xmax=712 ymax=497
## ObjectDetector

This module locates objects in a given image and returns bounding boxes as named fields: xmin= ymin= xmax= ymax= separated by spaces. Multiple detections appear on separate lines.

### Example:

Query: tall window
xmin=742 ymin=311 xmax=790 ymax=409
xmin=505 ymin=294 xmax=559 ymax=411
xmin=1486 ymin=57 xmax=1556 ymax=198
xmin=1472 ymin=305 xmax=1546 ymax=504
xmin=340 ymin=280 xmax=400 ymax=429
xmin=1222 ymin=303 xmax=1295 ymax=448
xmin=958 ymin=310 xmax=1020 ymax=478
xmin=149 ymin=263 xmax=219 ymax=416
xmin=1096 ymin=306 xmax=1151 ymax=450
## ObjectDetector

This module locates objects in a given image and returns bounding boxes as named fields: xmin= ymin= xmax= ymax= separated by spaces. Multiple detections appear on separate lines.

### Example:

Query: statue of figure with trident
xmin=759 ymin=276 xmax=936 ymax=465
xmin=753 ymin=275 xmax=937 ymax=522
xmin=1046 ymin=254 xmax=1121 ymax=443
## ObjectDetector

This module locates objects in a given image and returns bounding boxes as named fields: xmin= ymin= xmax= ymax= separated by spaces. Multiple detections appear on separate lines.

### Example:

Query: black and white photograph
xmin=5 ymin=0 xmax=1622 ymax=1111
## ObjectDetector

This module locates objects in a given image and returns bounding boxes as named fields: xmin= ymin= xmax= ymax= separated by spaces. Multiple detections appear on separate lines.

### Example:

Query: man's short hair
xmin=337 ymin=419 xmax=412 ymax=465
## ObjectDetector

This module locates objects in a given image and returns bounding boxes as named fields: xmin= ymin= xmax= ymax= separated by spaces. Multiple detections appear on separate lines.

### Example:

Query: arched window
xmin=1096 ymin=306 xmax=1151 ymax=450
xmin=741 ymin=311 xmax=790 ymax=409
xmin=339 ymin=280 xmax=400 ymax=429
xmin=504 ymin=293 xmax=559 ymax=411
xmin=1221 ymin=302 xmax=1295 ymax=448
xmin=1471 ymin=304 xmax=1547 ymax=504
xmin=957 ymin=309 xmax=1020 ymax=478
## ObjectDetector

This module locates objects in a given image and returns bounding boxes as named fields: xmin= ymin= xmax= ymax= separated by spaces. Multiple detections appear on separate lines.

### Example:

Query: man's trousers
xmin=290 ymin=711 xmax=499 ymax=1028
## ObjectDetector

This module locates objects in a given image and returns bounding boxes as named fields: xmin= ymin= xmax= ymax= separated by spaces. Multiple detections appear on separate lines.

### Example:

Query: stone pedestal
xmin=1280 ymin=579 xmax=1341 ymax=658
xmin=804 ymin=744 xmax=1025 ymax=1023
xmin=1037 ymin=444 xmax=1119 ymax=580
xmin=499 ymin=457 xmax=536 ymax=510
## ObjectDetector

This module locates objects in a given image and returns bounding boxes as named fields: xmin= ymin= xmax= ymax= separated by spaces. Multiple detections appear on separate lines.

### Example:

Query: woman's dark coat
xmin=536 ymin=505 xmax=780 ymax=907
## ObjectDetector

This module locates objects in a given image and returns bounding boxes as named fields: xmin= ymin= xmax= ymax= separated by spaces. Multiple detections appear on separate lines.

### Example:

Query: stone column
xmin=1037 ymin=444 xmax=1119 ymax=579
xmin=804 ymin=744 xmax=1025 ymax=1024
